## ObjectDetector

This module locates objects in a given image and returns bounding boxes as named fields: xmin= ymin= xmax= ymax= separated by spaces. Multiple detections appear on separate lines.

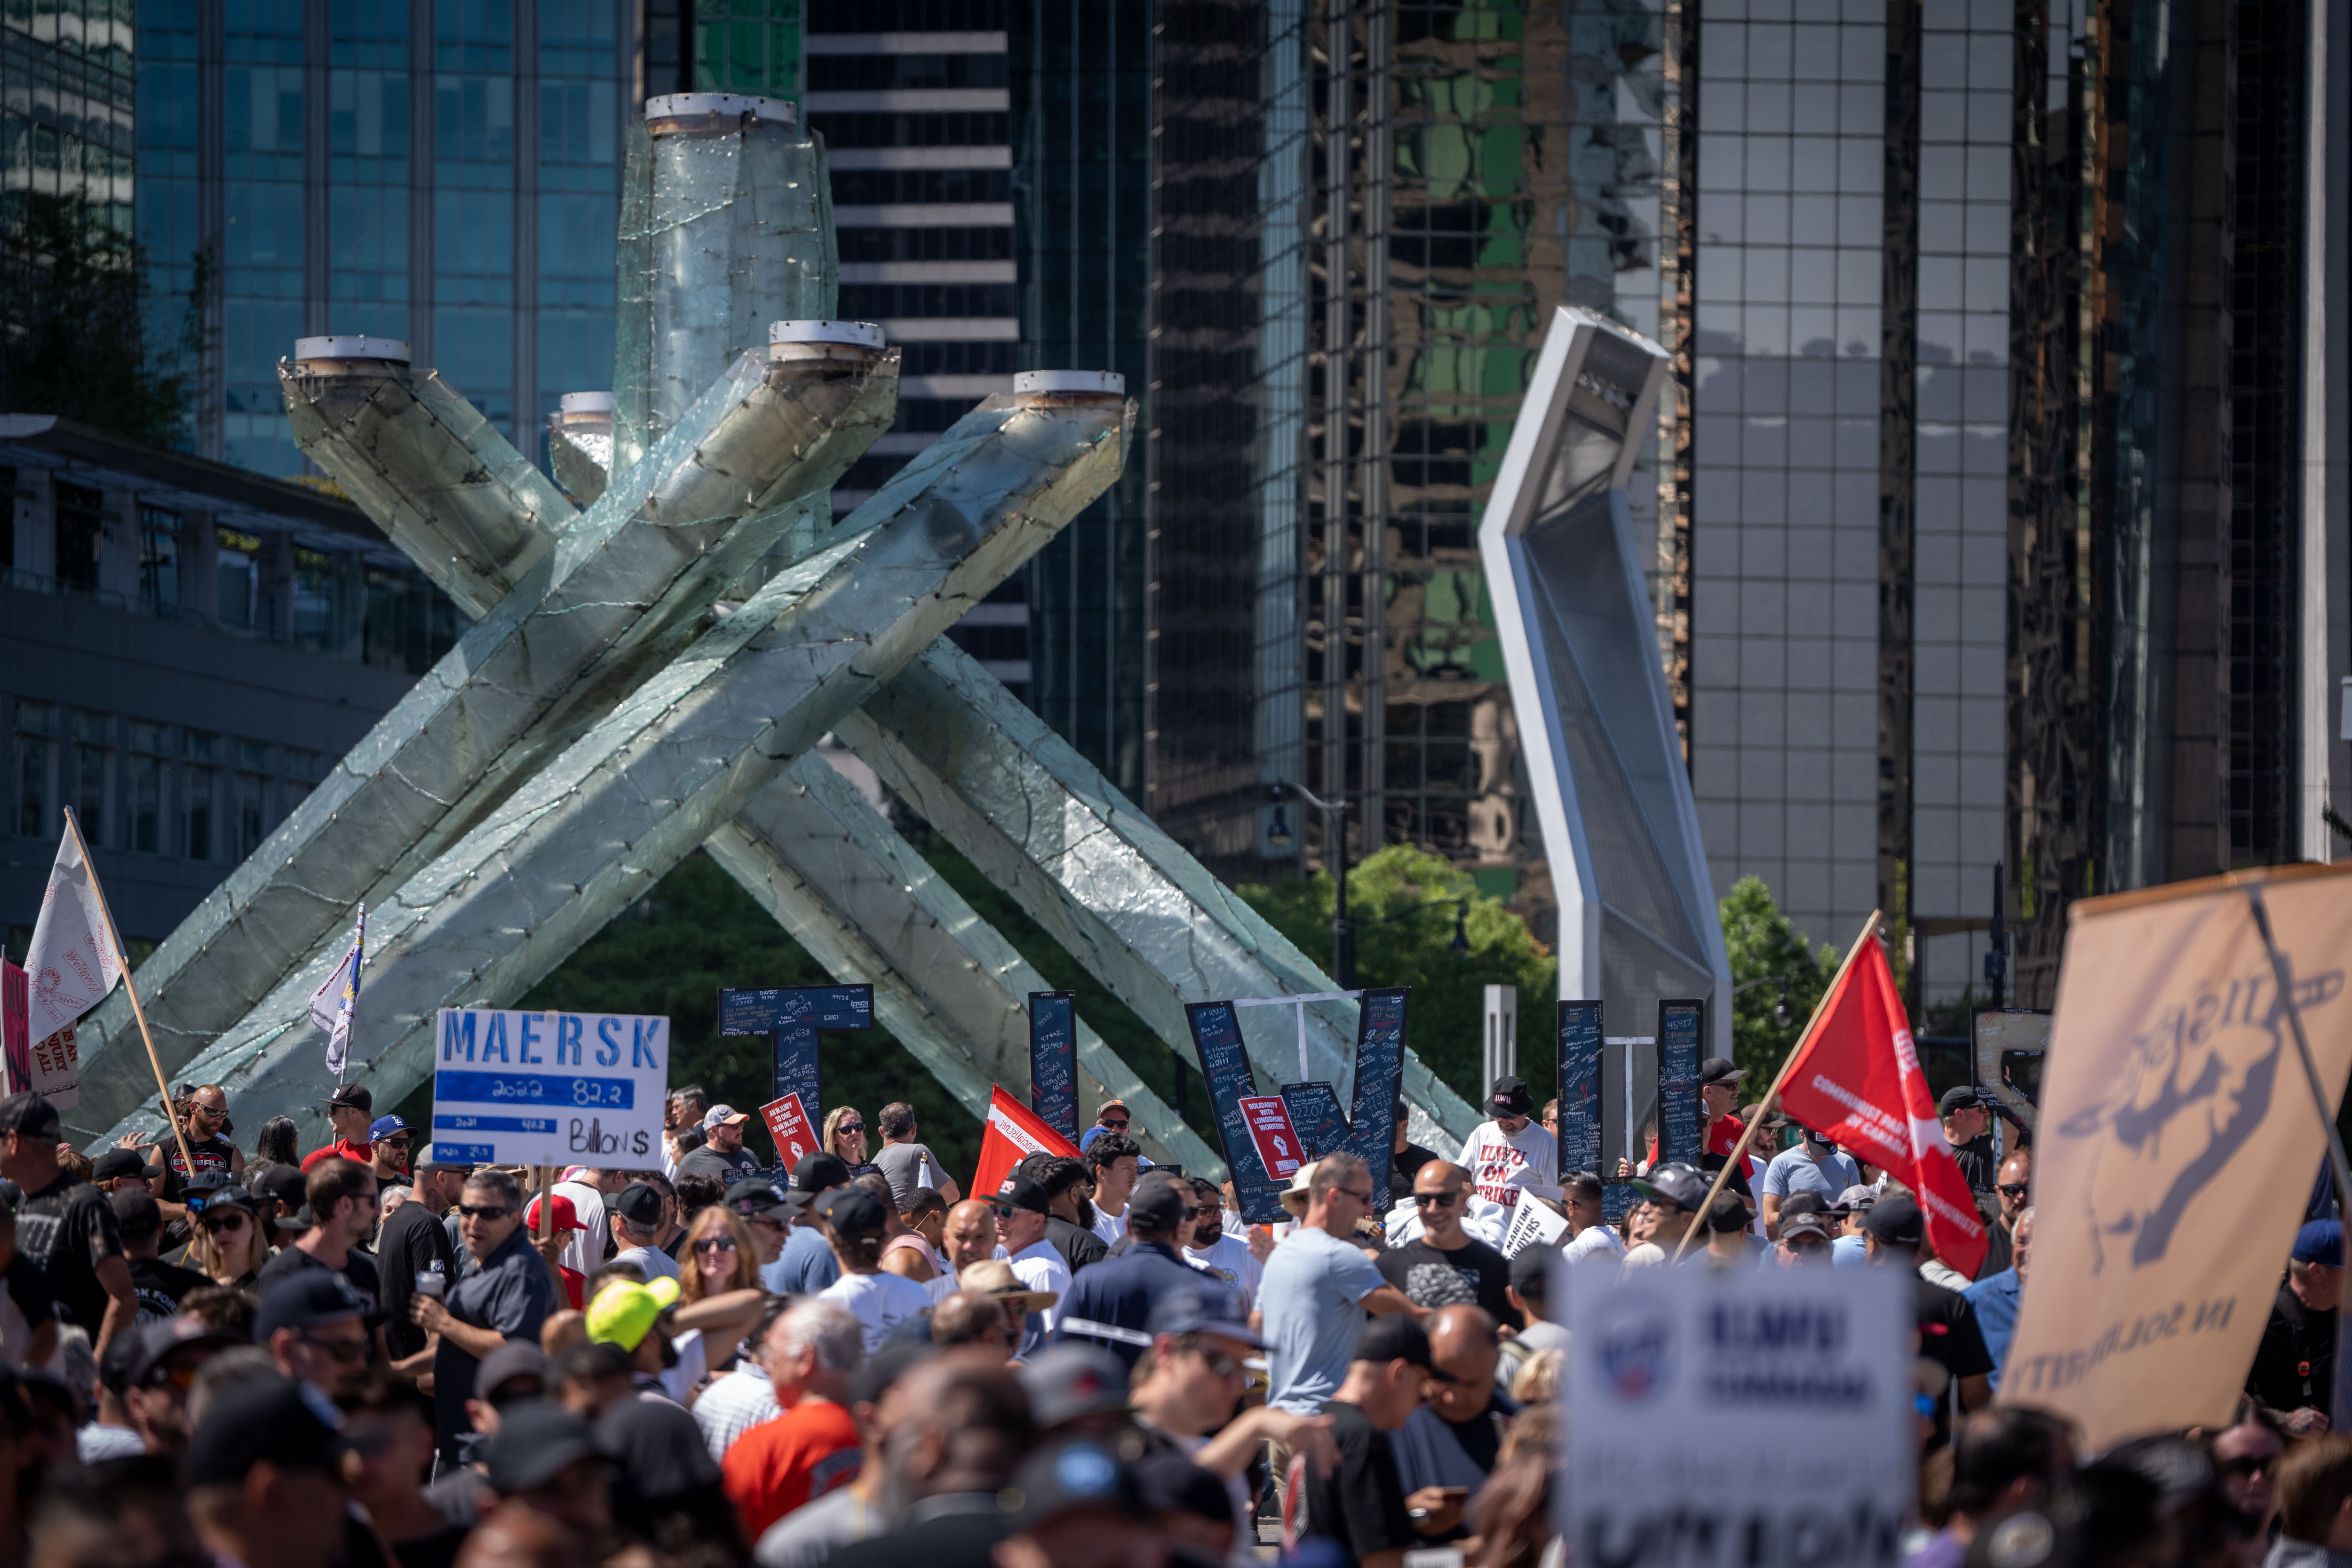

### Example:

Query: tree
xmin=1717 ymin=875 xmax=1841 ymax=1086
xmin=0 ymin=194 xmax=200 ymax=447
xmin=1236 ymin=846 xmax=1557 ymax=1109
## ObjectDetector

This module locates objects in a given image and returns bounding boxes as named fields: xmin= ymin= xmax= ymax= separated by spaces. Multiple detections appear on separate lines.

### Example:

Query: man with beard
xmin=2251 ymin=1220 xmax=2344 ymax=1433
xmin=820 ymin=1350 xmax=1035 ymax=1568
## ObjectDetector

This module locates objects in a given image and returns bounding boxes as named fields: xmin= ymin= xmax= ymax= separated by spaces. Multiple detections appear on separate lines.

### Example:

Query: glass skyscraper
xmin=2 ymin=0 xmax=134 ymax=239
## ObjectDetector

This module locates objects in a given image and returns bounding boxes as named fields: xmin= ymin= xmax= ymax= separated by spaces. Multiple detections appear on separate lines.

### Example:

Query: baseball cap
xmin=851 ymin=1340 xmax=937 ymax=1407
xmin=1831 ymin=1184 xmax=1878 ymax=1215
xmin=1353 ymin=1314 xmax=1454 ymax=1380
xmin=1630 ymin=1161 xmax=1708 ymax=1213
xmin=1779 ymin=1211 xmax=1833 ymax=1242
xmin=1698 ymin=1057 xmax=1745 ymax=1088
xmin=994 ymin=1172 xmax=1051 ymax=1216
xmin=323 ymin=1083 xmax=372 ymax=1114
xmin=1938 ymin=1085 xmax=1987 ymax=1116
xmin=1507 ymin=1245 xmax=1556 ymax=1296
xmin=1780 ymin=1190 xmax=1828 ymax=1219
xmin=956 ymin=1258 xmax=1061 ymax=1316
xmin=1144 ymin=1280 xmax=1262 ymax=1348
xmin=1014 ymin=1440 xmax=1147 ymax=1531
xmin=254 ymin=1272 xmax=366 ymax=1340
xmin=92 ymin=1149 xmax=162 ymax=1183
xmin=1018 ymin=1344 xmax=1134 ymax=1429
xmin=0 ymin=1093 xmax=61 ymax=1141
xmin=523 ymin=1192 xmax=586 ymax=1234
xmin=814 ymin=1186 xmax=888 ymax=1245
xmin=1704 ymin=1192 xmax=1751 ymax=1233
xmin=1488 ymin=1075 xmax=1535 ymax=1117
xmin=125 ymin=1315 xmax=241 ymax=1389
xmin=1096 ymin=1100 xmax=1130 ymax=1121
xmin=2296 ymin=1220 xmax=2345 ymax=1266
xmin=1125 ymin=1172 xmax=1189 ymax=1234
xmin=1865 ymin=1194 xmax=1925 ymax=1249
xmin=109 ymin=1187 xmax=162 ymax=1236
xmin=190 ymin=1183 xmax=258 ymax=1221
xmin=251 ymin=1162 xmax=307 ymax=1210
xmin=474 ymin=1340 xmax=552 ymax=1402
xmin=610 ymin=1181 xmax=664 ymax=1228
xmin=368 ymin=1114 xmax=410 ymax=1141
xmin=187 ymin=1373 xmax=348 ymax=1487
xmin=702 ymin=1104 xmax=752 ymax=1131
xmin=784 ymin=1152 xmax=853 ymax=1211
xmin=483 ymin=1400 xmax=600 ymax=1493
xmin=724 ymin=1178 xmax=793 ymax=1219
xmin=585 ymin=1274 xmax=680 ymax=1352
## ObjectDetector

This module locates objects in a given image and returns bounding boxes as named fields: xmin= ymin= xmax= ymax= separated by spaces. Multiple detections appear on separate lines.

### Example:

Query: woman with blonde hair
xmin=190 ymin=1186 xmax=268 ymax=1287
xmin=822 ymin=1105 xmax=868 ymax=1166
xmin=677 ymin=1203 xmax=762 ymax=1374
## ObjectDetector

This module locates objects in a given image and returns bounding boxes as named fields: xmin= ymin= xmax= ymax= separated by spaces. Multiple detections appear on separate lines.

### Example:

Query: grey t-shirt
xmin=873 ymin=1142 xmax=946 ymax=1210
xmin=1260 ymin=1226 xmax=1388 ymax=1415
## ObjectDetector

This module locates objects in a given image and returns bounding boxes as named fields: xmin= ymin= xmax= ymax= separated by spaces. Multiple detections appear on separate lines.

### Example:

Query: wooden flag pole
xmin=60 ymin=809 xmax=199 ymax=1184
xmin=1669 ymin=909 xmax=1883 ymax=1264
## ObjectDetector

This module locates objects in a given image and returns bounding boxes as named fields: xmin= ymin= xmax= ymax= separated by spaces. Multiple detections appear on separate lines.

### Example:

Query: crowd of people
xmin=0 ymin=1055 xmax=2329 ymax=1568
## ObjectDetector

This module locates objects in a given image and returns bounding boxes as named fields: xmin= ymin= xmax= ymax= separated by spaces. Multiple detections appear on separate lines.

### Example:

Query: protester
xmin=377 ymin=1146 xmax=465 ymax=1365
xmin=185 ymin=1374 xmax=351 ymax=1568
xmin=997 ymin=1439 xmax=1160 ymax=1568
xmin=90 ymin=1151 xmax=159 ymax=1198
xmin=1054 ymin=1173 xmax=1204 ymax=1368
xmin=2251 ymin=1219 xmax=2344 ymax=1432
xmin=1867 ymin=1196 xmax=1992 ymax=1421
xmin=1964 ymin=1207 xmax=2030 ymax=1390
xmin=414 ymin=1170 xmax=560 ymax=1462
xmin=517 ymin=1194 xmax=588 ymax=1310
xmin=1296 ymin=1314 xmax=1465 ymax=1565
xmin=952 ymin=1262 xmax=1056 ymax=1352
xmin=753 ymin=1341 xmax=936 ymax=1568
xmin=1977 ymin=1146 xmax=2031 ymax=1280
xmin=680 ymin=1203 xmax=764 ymax=1312
xmin=1559 ymin=1171 xmax=1625 ymax=1266
xmin=818 ymin=1349 xmax=1034 ymax=1568
xmin=666 ymin=1087 xmax=713 ymax=1175
xmin=256 ymin=1158 xmax=381 ymax=1331
xmin=2267 ymin=1436 xmax=2352 ymax=1568
xmin=1393 ymin=1103 xmax=1442 ymax=1194
xmin=1394 ymin=1305 xmax=1512 ymax=1513
xmin=478 ymin=1400 xmax=609 ymax=1551
xmin=1262 ymin=1154 xmax=1426 ymax=1415
xmin=931 ymin=1198 xmax=1002 ymax=1304
xmin=1084 ymin=1134 xmax=1144 ymax=1247
xmin=994 ymin=1173 xmax=1074 ymax=1344
xmin=1025 ymin=1155 xmax=1110 ymax=1277
xmin=881 ymin=1188 xmax=946 ymax=1285
xmin=1831 ymin=1184 xmax=1875 ymax=1267
xmin=338 ymin=1372 xmax=471 ymax=1568
xmin=766 ymin=1154 xmax=853 ymax=1295
xmin=1760 ymin=1122 xmax=1862 ymax=1238
xmin=598 ymin=1393 xmax=738 ymax=1554
xmin=367 ymin=1116 xmax=413 ymax=1185
xmin=865 ymin=1103 xmax=952 ymax=1208
xmin=1504 ymin=1246 xmax=1570 ymax=1355
xmin=2209 ymin=1401 xmax=2287 ymax=1545
xmin=1379 ymin=1161 xmax=1513 ymax=1320
xmin=723 ymin=1178 xmax=796 ymax=1279
xmin=679 ymin=1106 xmax=762 ymax=1183
xmin=1699 ymin=1056 xmax=1748 ymax=1155
xmin=1081 ymin=1100 xmax=1132 ymax=1155
xmin=300 ymin=1084 xmax=375 ymax=1172
xmin=1904 ymin=1405 xmax=2077 ymax=1568
xmin=1939 ymin=1087 xmax=1998 ymax=1193
xmin=603 ymin=1181 xmax=680 ymax=1283
xmin=1180 ymin=1175 xmax=1262 ymax=1310
xmin=822 ymin=1107 xmax=868 ymax=1169
xmin=1621 ymin=1162 xmax=1707 ymax=1266
xmin=1455 ymin=1076 xmax=1559 ymax=1247
xmin=109 ymin=1190 xmax=207 ymax=1321
xmin=813 ymin=1188 xmax=931 ymax=1351
xmin=0 ymin=1092 xmax=135 ymax=1353
xmin=1770 ymin=1209 xmax=1835 ymax=1268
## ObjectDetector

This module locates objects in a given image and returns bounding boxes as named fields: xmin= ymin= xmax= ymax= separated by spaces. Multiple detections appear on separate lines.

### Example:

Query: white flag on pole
xmin=307 ymin=905 xmax=365 ymax=1079
xmin=23 ymin=826 xmax=123 ymax=1043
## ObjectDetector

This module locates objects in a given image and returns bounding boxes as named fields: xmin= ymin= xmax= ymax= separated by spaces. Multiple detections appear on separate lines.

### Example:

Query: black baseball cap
xmin=994 ymin=1172 xmax=1051 ymax=1216
xmin=1704 ymin=1192 xmax=1751 ymax=1234
xmin=724 ymin=1178 xmax=792 ymax=1219
xmin=1507 ymin=1245 xmax=1556 ymax=1297
xmin=1018 ymin=1344 xmax=1134 ymax=1428
xmin=612 ymin=1181 xmax=664 ymax=1227
xmin=1145 ymin=1280 xmax=1262 ymax=1348
xmin=1631 ymin=1161 xmax=1708 ymax=1213
xmin=813 ymin=1186 xmax=888 ymax=1244
xmin=1488 ymin=1075 xmax=1535 ymax=1117
xmin=187 ymin=1373 xmax=348 ymax=1486
xmin=1779 ymin=1211 xmax=1833 ymax=1242
xmin=1780 ymin=1191 xmax=1828 ymax=1219
xmin=0 ymin=1093 xmax=61 ymax=1141
xmin=483 ymin=1400 xmax=601 ymax=1493
xmin=93 ymin=1149 xmax=162 ymax=1183
xmin=475 ymin=1341 xmax=552 ymax=1402
xmin=1698 ymin=1057 xmax=1745 ymax=1089
xmin=251 ymin=1163 xmax=307 ymax=1210
xmin=850 ymin=1340 xmax=936 ymax=1408
xmin=1014 ymin=1440 xmax=1148 ymax=1530
xmin=192 ymin=1183 xmax=259 ymax=1220
xmin=125 ymin=1314 xmax=241 ymax=1389
xmin=785 ymin=1152 xmax=853 ymax=1211
xmin=109 ymin=1187 xmax=162 ymax=1236
xmin=1939 ymin=1085 xmax=1987 ymax=1116
xmin=1865 ymin=1194 xmax=1925 ymax=1248
xmin=323 ymin=1083 xmax=372 ymax=1114
xmin=1354 ymin=1314 xmax=1454 ymax=1379
xmin=253 ymin=1271 xmax=366 ymax=1340
xmin=1126 ymin=1172 xmax=1190 ymax=1234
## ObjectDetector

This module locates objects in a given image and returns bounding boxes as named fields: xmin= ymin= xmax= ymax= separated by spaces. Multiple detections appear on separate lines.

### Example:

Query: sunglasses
xmin=200 ymin=1212 xmax=251 ymax=1235
xmin=693 ymin=1237 xmax=739 ymax=1255
xmin=1192 ymin=1349 xmax=1245 ymax=1379
xmin=1786 ymin=1235 xmax=1830 ymax=1254
xmin=458 ymin=1204 xmax=511 ymax=1219
xmin=1336 ymin=1186 xmax=1376 ymax=1205
xmin=190 ymin=1101 xmax=227 ymax=1117
xmin=302 ymin=1335 xmax=367 ymax=1365
xmin=835 ymin=1122 xmax=864 ymax=1135
xmin=381 ymin=1135 xmax=412 ymax=1148
xmin=2218 ymin=1455 xmax=2276 ymax=1481
xmin=1099 ymin=1118 xmax=1129 ymax=1130
xmin=1995 ymin=1182 xmax=2029 ymax=1198
xmin=1412 ymin=1191 xmax=1462 ymax=1208
xmin=991 ymin=1202 xmax=1021 ymax=1220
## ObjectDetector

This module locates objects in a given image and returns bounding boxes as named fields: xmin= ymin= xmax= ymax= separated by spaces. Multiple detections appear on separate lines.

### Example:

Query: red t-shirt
xmin=300 ymin=1137 xmax=373 ymax=1172
xmin=722 ymin=1397 xmax=862 ymax=1541
xmin=1708 ymin=1113 xmax=1746 ymax=1158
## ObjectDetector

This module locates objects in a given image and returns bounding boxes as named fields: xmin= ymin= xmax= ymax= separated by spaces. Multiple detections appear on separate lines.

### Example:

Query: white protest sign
xmin=1565 ymin=1263 xmax=1911 ymax=1568
xmin=1502 ymin=1193 xmax=1569 ymax=1256
xmin=431 ymin=1008 xmax=667 ymax=1167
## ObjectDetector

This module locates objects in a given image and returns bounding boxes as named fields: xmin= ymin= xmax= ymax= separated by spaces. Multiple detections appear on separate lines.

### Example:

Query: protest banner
xmin=431 ymin=1007 xmax=668 ymax=1166
xmin=2000 ymin=864 xmax=2352 ymax=1449
xmin=1565 ymin=1263 xmax=1911 ymax=1567
xmin=1502 ymin=1192 xmax=1569 ymax=1256
xmin=1186 ymin=1002 xmax=1286 ymax=1222
xmin=1278 ymin=1080 xmax=1351 ymax=1159
xmin=717 ymin=984 xmax=873 ymax=1149
xmin=1656 ymin=999 xmax=1703 ymax=1164
xmin=1337 ymin=987 xmax=1411 ymax=1209
xmin=762 ymin=1092 xmax=818 ymax=1170
xmin=1239 ymin=1094 xmax=1306 ymax=1182
xmin=973 ymin=1083 xmax=1081 ymax=1200
xmin=1027 ymin=991 xmax=1078 ymax=1141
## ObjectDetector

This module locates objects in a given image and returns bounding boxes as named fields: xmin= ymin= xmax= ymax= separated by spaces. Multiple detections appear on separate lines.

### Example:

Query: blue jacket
xmin=1963 ymin=1267 xmax=2022 ymax=1391
xmin=1053 ymin=1241 xmax=1203 ymax=1368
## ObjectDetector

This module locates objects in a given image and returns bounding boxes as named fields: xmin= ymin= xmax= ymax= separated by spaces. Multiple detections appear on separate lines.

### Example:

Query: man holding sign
xmin=1377 ymin=1162 xmax=1513 ymax=1323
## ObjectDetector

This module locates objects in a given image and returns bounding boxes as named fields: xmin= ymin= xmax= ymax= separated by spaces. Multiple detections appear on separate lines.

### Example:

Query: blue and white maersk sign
xmin=431 ymin=1008 xmax=668 ymax=1167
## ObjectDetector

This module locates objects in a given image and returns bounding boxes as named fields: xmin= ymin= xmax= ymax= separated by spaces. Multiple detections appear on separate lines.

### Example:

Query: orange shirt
xmin=721 ymin=1397 xmax=862 ymax=1541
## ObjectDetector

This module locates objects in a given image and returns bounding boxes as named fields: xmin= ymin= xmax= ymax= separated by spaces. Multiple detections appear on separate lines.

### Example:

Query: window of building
xmin=127 ymin=720 xmax=168 ymax=852
xmin=283 ymin=746 xmax=322 ymax=819
xmin=217 ymin=527 xmax=261 ymax=627
xmin=70 ymin=711 xmax=110 ymax=847
xmin=293 ymin=547 xmax=354 ymax=648
xmin=139 ymin=506 xmax=182 ymax=609
xmin=183 ymin=729 xmax=216 ymax=860
xmin=55 ymin=482 xmax=104 ymax=592
xmin=12 ymin=700 xmax=54 ymax=838
xmin=232 ymin=766 xmax=265 ymax=858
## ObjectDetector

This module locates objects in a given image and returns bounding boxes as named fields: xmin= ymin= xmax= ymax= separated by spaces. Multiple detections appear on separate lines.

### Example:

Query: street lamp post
xmin=1273 ymin=781 xmax=1352 ymax=987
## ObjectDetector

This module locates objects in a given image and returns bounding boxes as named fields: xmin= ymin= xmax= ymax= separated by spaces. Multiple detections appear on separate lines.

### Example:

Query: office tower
xmin=1148 ymin=0 xmax=2352 ymax=1013
xmin=0 ymin=0 xmax=134 ymax=237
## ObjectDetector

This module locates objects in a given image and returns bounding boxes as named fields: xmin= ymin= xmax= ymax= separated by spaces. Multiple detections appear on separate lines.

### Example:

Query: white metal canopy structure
xmin=1476 ymin=307 xmax=1734 ymax=1054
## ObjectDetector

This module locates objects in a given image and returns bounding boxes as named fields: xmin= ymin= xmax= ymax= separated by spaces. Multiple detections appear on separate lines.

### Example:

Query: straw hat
xmin=1277 ymin=1159 xmax=1321 ymax=1218
xmin=958 ymin=1258 xmax=1060 ymax=1316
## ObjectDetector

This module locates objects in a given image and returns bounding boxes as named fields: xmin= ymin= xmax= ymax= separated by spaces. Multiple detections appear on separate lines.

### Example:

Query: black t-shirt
xmin=1379 ymin=1235 xmax=1514 ymax=1322
xmin=127 ymin=1255 xmax=211 ymax=1321
xmin=2250 ymin=1286 xmax=2336 ymax=1418
xmin=17 ymin=1173 xmax=122 ymax=1334
xmin=377 ymin=1200 xmax=458 ymax=1361
xmin=1303 ymin=1400 xmax=1418 ymax=1561
xmin=826 ymin=1501 xmax=1010 ymax=1568
xmin=1393 ymin=1141 xmax=1442 ymax=1192
xmin=1047 ymin=1214 xmax=1109 ymax=1277
xmin=146 ymin=1134 xmax=238 ymax=1203
xmin=1916 ymin=1277 xmax=1994 ymax=1382
xmin=675 ymin=1145 xmax=760 ymax=1184
xmin=3 ymin=1257 xmax=53 ymax=1335
xmin=1953 ymin=1135 xmax=1998 ymax=1192
xmin=256 ymin=1241 xmax=383 ymax=1331
xmin=1977 ymin=1217 xmax=2015 ymax=1282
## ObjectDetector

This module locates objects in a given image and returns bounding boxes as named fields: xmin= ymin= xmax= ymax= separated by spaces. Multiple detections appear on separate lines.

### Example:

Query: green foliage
xmin=0 ymin=194 xmax=201 ymax=447
xmin=508 ymin=852 xmax=983 ymax=1178
xmin=1235 ymin=845 xmax=1557 ymax=1106
xmin=1718 ymin=875 xmax=1841 ymax=1085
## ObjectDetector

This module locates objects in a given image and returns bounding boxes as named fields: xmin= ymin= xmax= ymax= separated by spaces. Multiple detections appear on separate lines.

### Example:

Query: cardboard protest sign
xmin=1027 ymin=991 xmax=1078 ymax=1141
xmin=1565 ymin=1264 xmax=1911 ymax=1566
xmin=1502 ymin=1192 xmax=1570 ymax=1257
xmin=432 ymin=1008 xmax=667 ymax=1166
xmin=762 ymin=1092 xmax=818 ymax=1170
xmin=1279 ymin=1080 xmax=1351 ymax=1159
xmin=1188 ymin=1002 xmax=1286 ymax=1221
xmin=2000 ymin=864 xmax=2352 ymax=1449
xmin=1239 ymin=1095 xmax=1306 ymax=1181
xmin=1656 ymin=999 xmax=1703 ymax=1164
xmin=1337 ymin=987 xmax=1411 ymax=1210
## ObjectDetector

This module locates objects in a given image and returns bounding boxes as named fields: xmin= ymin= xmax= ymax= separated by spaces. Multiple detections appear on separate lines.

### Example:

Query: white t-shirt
xmin=1005 ymin=1240 xmax=1073 ymax=1334
xmin=1183 ymin=1232 xmax=1265 ymax=1314
xmin=1563 ymin=1224 xmax=1627 ymax=1267
xmin=1091 ymin=1207 xmax=1128 ymax=1248
xmin=818 ymin=1270 xmax=933 ymax=1353
xmin=1456 ymin=1120 xmax=1559 ymax=1246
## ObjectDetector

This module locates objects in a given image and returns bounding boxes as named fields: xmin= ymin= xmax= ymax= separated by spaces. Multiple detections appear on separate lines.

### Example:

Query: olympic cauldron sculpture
xmin=68 ymin=95 xmax=1480 ymax=1169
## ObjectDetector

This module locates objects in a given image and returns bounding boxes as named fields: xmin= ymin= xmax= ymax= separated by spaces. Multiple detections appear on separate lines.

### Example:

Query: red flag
xmin=1774 ymin=934 xmax=1989 ymax=1278
xmin=972 ymin=1084 xmax=1081 ymax=1202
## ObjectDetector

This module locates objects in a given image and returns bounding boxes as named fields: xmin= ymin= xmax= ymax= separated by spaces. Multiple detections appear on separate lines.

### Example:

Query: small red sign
xmin=762 ymin=1092 xmax=817 ymax=1169
xmin=1238 ymin=1095 xmax=1306 ymax=1180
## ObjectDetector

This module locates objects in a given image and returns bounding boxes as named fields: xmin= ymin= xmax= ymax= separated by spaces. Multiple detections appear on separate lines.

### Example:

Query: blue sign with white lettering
xmin=1556 ymin=1000 xmax=1603 ymax=1178
xmin=1279 ymin=1080 xmax=1351 ymax=1161
xmin=1187 ymin=1002 xmax=1284 ymax=1224
xmin=1658 ymin=999 xmax=1704 ymax=1166
xmin=1339 ymin=988 xmax=1412 ymax=1210
xmin=1028 ymin=992 xmax=1078 ymax=1142
xmin=432 ymin=1008 xmax=667 ymax=1167
xmin=717 ymin=984 xmax=875 ymax=1141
